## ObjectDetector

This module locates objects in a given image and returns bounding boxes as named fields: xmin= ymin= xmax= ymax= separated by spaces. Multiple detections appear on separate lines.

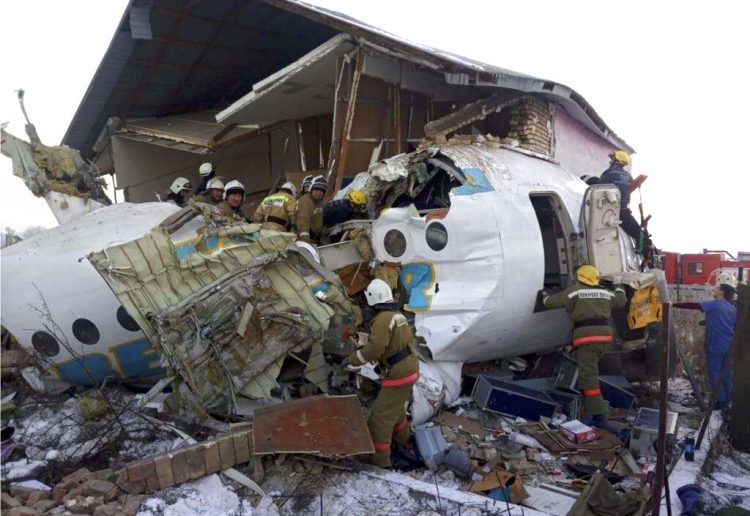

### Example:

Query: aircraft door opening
xmin=530 ymin=194 xmax=570 ymax=289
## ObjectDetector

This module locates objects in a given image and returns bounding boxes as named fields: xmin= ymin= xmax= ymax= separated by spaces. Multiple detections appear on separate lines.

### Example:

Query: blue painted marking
xmin=400 ymin=263 xmax=435 ymax=312
xmin=56 ymin=354 xmax=118 ymax=386
xmin=175 ymin=242 xmax=197 ymax=260
xmin=453 ymin=168 xmax=494 ymax=195
xmin=202 ymin=234 xmax=220 ymax=251
xmin=311 ymin=282 xmax=330 ymax=295
xmin=113 ymin=339 xmax=165 ymax=379
xmin=175 ymin=232 xmax=261 ymax=261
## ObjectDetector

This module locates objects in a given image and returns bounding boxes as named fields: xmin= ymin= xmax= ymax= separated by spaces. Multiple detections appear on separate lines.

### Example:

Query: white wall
xmin=110 ymin=122 xmax=303 ymax=202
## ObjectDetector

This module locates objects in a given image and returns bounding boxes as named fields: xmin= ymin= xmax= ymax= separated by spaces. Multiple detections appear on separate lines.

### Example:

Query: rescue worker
xmin=673 ymin=272 xmax=737 ymax=410
xmin=540 ymin=265 xmax=626 ymax=427
xmin=216 ymin=180 xmax=248 ymax=221
xmin=298 ymin=174 xmax=314 ymax=199
xmin=295 ymin=175 xmax=326 ymax=244
xmin=322 ymin=190 xmax=368 ymax=229
xmin=343 ymin=279 xmax=419 ymax=468
xmin=193 ymin=177 xmax=224 ymax=205
xmin=599 ymin=150 xmax=648 ymax=247
xmin=165 ymin=177 xmax=192 ymax=207
xmin=195 ymin=162 xmax=216 ymax=195
xmin=253 ymin=182 xmax=297 ymax=232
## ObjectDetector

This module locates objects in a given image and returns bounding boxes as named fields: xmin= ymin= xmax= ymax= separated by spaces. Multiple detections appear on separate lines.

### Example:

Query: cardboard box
xmin=560 ymin=420 xmax=599 ymax=444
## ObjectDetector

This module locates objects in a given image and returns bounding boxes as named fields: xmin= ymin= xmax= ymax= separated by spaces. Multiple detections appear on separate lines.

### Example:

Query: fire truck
xmin=657 ymin=250 xmax=750 ymax=286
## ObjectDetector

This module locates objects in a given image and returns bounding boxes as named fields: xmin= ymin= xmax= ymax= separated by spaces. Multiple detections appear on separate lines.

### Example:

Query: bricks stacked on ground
xmin=0 ymin=429 xmax=256 ymax=514
xmin=120 ymin=429 xmax=253 ymax=495
xmin=506 ymin=97 xmax=552 ymax=155
xmin=1 ymin=467 xmax=143 ymax=515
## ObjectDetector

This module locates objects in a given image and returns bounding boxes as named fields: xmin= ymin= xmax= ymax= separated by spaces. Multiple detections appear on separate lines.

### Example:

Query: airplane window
xmin=384 ymin=229 xmax=407 ymax=258
xmin=72 ymin=318 xmax=100 ymax=345
xmin=117 ymin=306 xmax=140 ymax=332
xmin=32 ymin=331 xmax=59 ymax=357
xmin=425 ymin=222 xmax=448 ymax=251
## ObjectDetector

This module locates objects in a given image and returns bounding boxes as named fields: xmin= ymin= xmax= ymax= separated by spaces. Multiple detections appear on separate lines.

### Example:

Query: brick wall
xmin=506 ymin=97 xmax=553 ymax=155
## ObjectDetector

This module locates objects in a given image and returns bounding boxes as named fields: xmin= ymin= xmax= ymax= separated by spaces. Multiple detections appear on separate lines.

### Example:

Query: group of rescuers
xmin=163 ymin=162 xmax=367 ymax=245
xmin=162 ymin=152 xmax=737 ymax=469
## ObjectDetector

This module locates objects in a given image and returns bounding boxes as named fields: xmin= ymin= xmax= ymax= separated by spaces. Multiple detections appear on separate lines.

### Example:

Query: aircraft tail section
xmin=1 ymin=127 xmax=111 ymax=224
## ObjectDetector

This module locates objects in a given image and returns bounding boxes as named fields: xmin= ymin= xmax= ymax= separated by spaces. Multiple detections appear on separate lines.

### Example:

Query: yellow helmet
xmin=610 ymin=149 xmax=630 ymax=165
xmin=347 ymin=190 xmax=367 ymax=206
xmin=577 ymin=265 xmax=600 ymax=286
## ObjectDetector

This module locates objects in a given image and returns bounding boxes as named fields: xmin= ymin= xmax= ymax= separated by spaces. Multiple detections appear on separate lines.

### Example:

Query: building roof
xmin=64 ymin=0 xmax=633 ymax=158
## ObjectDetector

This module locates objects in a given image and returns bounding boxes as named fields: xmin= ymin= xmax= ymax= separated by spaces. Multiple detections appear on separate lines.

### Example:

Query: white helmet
xmin=199 ymin=162 xmax=215 ymax=177
xmin=364 ymin=279 xmax=394 ymax=306
xmin=223 ymin=179 xmax=246 ymax=199
xmin=280 ymin=181 xmax=297 ymax=197
xmin=170 ymin=177 xmax=191 ymax=194
xmin=207 ymin=177 xmax=225 ymax=190
xmin=716 ymin=271 xmax=738 ymax=289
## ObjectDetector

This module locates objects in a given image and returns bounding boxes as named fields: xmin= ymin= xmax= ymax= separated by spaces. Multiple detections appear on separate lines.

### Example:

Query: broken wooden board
xmin=531 ymin=428 xmax=622 ymax=454
xmin=433 ymin=411 xmax=494 ymax=439
xmin=252 ymin=394 xmax=373 ymax=456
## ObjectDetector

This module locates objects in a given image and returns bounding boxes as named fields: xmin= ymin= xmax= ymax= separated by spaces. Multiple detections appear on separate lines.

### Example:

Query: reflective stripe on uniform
xmin=389 ymin=313 xmax=408 ymax=330
xmin=374 ymin=442 xmax=391 ymax=450
xmin=573 ymin=335 xmax=613 ymax=346
xmin=394 ymin=417 xmax=409 ymax=431
xmin=583 ymin=388 xmax=602 ymax=396
xmin=568 ymin=289 xmax=616 ymax=299
xmin=381 ymin=371 xmax=420 ymax=387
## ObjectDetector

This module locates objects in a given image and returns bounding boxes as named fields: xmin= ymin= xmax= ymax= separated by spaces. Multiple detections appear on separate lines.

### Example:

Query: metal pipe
xmin=651 ymin=303 xmax=670 ymax=516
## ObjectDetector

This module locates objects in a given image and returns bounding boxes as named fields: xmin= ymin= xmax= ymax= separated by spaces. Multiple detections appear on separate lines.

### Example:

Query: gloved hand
xmin=534 ymin=289 xmax=549 ymax=312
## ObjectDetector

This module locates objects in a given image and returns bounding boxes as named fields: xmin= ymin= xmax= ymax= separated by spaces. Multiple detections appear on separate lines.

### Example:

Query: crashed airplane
xmin=0 ymin=0 xmax=667 ymax=423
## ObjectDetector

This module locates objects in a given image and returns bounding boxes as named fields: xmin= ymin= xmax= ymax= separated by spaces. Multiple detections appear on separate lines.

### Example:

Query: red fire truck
xmin=658 ymin=250 xmax=750 ymax=286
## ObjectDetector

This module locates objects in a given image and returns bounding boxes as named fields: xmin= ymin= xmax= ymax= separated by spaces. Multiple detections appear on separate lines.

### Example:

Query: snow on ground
xmin=137 ymin=474 xmax=258 ymax=516
xmin=260 ymin=463 xmax=473 ymax=516
xmin=12 ymin=388 xmax=177 ymax=468
xmin=700 ymin=452 xmax=750 ymax=513
xmin=1 ymin=458 xmax=47 ymax=481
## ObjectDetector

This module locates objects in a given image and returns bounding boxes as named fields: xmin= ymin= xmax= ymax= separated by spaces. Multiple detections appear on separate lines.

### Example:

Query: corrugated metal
xmin=64 ymin=0 xmax=632 ymax=159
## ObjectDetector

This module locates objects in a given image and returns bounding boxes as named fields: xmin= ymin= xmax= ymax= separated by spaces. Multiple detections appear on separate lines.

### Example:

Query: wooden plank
xmin=332 ymin=51 xmax=363 ymax=195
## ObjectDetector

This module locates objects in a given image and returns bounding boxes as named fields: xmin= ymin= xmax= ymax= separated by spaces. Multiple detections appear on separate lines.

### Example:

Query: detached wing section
xmin=88 ymin=218 xmax=358 ymax=418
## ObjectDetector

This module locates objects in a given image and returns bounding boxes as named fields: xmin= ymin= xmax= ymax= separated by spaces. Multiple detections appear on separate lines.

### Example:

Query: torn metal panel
xmin=88 ymin=213 xmax=359 ymax=417
xmin=1 ymin=128 xmax=111 ymax=223
xmin=252 ymin=394 xmax=373 ymax=456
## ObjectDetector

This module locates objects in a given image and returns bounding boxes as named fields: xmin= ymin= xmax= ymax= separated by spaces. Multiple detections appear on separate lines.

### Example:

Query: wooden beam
xmin=332 ymin=51 xmax=363 ymax=195
xmin=393 ymin=84 xmax=402 ymax=155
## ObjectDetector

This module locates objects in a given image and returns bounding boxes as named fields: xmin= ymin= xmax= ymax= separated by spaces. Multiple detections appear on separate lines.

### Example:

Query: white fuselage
xmin=371 ymin=145 xmax=587 ymax=362
xmin=2 ymin=145 xmax=603 ymax=384
xmin=0 ymin=202 xmax=179 ymax=384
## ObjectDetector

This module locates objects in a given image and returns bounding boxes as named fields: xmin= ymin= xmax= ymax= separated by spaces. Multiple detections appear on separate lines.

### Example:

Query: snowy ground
xmin=136 ymin=462 xmax=479 ymax=516
xmin=3 ymin=375 xmax=749 ymax=515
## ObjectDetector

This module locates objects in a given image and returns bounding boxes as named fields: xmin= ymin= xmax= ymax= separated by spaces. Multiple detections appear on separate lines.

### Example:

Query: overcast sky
xmin=1 ymin=0 xmax=747 ymax=253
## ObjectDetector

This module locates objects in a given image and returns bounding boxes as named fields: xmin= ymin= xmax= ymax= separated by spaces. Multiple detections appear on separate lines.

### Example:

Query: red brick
xmin=32 ymin=500 xmax=59 ymax=512
xmin=1 ymin=493 xmax=22 ymax=509
xmin=217 ymin=436 xmax=236 ymax=470
xmin=203 ymin=442 xmax=221 ymax=475
xmin=154 ymin=455 xmax=175 ymax=490
xmin=232 ymin=432 xmax=251 ymax=464
xmin=25 ymin=490 xmax=50 ymax=506
xmin=185 ymin=446 xmax=206 ymax=480
xmin=170 ymin=450 xmax=189 ymax=485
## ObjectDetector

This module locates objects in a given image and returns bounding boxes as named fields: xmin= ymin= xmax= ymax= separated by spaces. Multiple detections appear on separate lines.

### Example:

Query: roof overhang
xmin=64 ymin=0 xmax=633 ymax=159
